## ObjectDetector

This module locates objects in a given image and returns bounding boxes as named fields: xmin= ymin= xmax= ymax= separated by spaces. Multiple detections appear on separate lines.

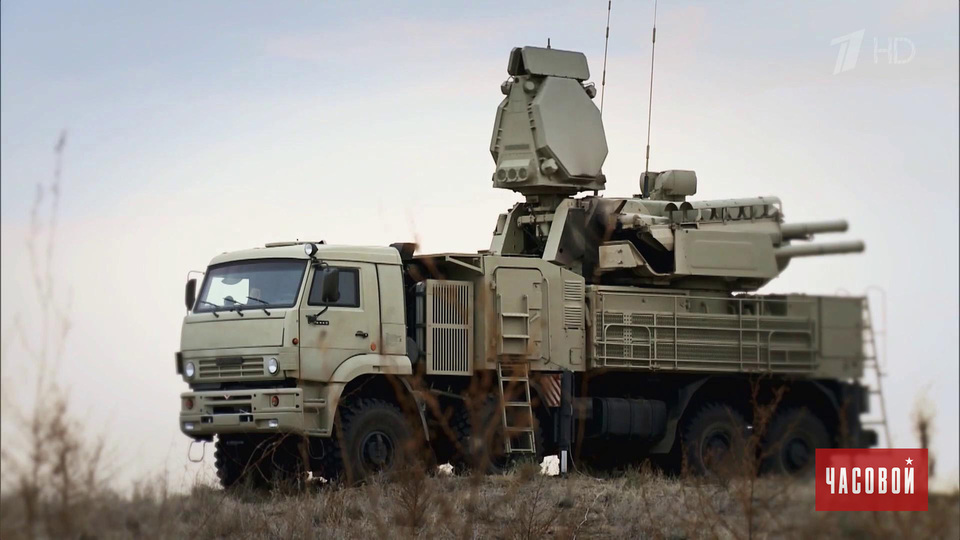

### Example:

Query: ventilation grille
xmin=563 ymin=279 xmax=585 ymax=329
xmin=424 ymin=280 xmax=473 ymax=375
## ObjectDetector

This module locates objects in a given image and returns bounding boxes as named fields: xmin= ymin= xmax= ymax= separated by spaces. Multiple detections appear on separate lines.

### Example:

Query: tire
xmin=215 ymin=435 xmax=306 ymax=490
xmin=682 ymin=403 xmax=749 ymax=477
xmin=262 ymin=436 xmax=309 ymax=489
xmin=451 ymin=398 xmax=543 ymax=475
xmin=761 ymin=408 xmax=830 ymax=477
xmin=328 ymin=398 xmax=417 ymax=485
xmin=214 ymin=437 xmax=248 ymax=489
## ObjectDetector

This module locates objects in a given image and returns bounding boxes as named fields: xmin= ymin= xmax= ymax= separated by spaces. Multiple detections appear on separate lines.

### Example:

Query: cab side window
xmin=308 ymin=267 xmax=360 ymax=307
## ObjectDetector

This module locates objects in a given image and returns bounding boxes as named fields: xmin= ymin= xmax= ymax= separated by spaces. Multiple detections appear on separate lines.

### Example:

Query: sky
xmin=1 ymin=0 xmax=958 ymax=491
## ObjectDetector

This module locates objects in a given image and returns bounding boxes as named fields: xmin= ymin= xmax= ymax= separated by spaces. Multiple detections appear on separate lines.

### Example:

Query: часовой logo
xmin=816 ymin=449 xmax=928 ymax=511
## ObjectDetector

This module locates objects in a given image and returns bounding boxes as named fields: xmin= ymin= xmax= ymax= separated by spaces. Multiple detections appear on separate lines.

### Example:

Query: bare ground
xmin=2 ymin=464 xmax=957 ymax=539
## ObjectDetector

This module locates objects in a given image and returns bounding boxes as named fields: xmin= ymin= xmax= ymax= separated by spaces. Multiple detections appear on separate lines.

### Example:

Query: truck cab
xmin=178 ymin=242 xmax=417 ymax=484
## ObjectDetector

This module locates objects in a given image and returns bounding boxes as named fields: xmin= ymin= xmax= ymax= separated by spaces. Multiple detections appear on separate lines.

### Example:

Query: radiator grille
xmin=424 ymin=280 xmax=473 ymax=375
xmin=197 ymin=357 xmax=265 ymax=379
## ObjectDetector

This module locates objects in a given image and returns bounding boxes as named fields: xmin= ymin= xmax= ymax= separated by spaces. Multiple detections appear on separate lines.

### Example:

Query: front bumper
xmin=179 ymin=388 xmax=308 ymax=439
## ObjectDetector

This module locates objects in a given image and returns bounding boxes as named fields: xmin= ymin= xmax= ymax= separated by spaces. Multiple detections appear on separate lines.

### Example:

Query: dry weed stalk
xmin=912 ymin=389 xmax=936 ymax=478
xmin=0 ymin=132 xmax=112 ymax=539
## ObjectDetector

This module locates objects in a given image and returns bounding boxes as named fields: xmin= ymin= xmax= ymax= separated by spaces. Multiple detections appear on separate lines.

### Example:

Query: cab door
xmin=299 ymin=262 xmax=380 ymax=381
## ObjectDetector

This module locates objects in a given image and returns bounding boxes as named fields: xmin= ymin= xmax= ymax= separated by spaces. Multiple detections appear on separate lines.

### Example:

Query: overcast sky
xmin=2 ymin=0 xmax=958 ymax=490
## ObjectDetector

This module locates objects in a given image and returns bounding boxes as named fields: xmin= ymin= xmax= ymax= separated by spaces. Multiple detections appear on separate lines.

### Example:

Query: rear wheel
xmin=451 ymin=398 xmax=543 ymax=474
xmin=682 ymin=403 xmax=749 ymax=476
xmin=761 ymin=408 xmax=829 ymax=477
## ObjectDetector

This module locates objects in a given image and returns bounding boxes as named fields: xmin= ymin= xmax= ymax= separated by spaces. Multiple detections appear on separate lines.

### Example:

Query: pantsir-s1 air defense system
xmin=177 ymin=46 xmax=874 ymax=487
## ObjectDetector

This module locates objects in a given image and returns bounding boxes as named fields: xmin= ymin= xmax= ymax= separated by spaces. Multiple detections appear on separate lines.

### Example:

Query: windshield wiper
xmin=196 ymin=300 xmax=221 ymax=318
xmin=223 ymin=297 xmax=245 ymax=317
xmin=246 ymin=296 xmax=271 ymax=316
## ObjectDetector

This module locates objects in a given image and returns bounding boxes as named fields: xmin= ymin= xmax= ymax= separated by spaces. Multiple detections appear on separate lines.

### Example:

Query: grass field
xmin=2 ymin=462 xmax=957 ymax=539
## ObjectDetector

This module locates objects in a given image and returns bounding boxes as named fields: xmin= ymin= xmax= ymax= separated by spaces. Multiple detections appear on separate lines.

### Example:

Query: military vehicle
xmin=177 ymin=46 xmax=875 ymax=487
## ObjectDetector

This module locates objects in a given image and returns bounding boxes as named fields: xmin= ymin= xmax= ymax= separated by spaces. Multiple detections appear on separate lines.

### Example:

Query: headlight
xmin=184 ymin=362 xmax=196 ymax=378
xmin=304 ymin=243 xmax=318 ymax=257
xmin=266 ymin=357 xmax=279 ymax=375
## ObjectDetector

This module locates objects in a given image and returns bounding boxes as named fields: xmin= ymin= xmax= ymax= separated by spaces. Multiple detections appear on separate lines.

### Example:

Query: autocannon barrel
xmin=780 ymin=219 xmax=849 ymax=240
xmin=774 ymin=240 xmax=865 ymax=260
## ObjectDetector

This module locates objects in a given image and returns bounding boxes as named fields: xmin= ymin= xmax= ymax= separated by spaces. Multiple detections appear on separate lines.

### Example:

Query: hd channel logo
xmin=815 ymin=449 xmax=928 ymax=511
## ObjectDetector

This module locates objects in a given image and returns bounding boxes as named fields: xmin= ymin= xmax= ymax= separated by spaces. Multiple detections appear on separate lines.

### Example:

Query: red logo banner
xmin=815 ymin=449 xmax=928 ymax=511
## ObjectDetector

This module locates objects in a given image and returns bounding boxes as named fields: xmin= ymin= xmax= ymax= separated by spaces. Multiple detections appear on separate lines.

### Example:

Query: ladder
xmin=861 ymin=298 xmax=892 ymax=447
xmin=497 ymin=362 xmax=537 ymax=455
xmin=498 ymin=294 xmax=531 ymax=356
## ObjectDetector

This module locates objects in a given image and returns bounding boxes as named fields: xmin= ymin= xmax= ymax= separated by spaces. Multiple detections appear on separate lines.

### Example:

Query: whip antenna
xmin=641 ymin=0 xmax=658 ymax=198
xmin=600 ymin=1 xmax=612 ymax=115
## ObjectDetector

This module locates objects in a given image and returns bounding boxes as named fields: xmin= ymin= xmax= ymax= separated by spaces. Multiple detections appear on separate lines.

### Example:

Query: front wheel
xmin=330 ymin=398 xmax=417 ymax=485
xmin=214 ymin=436 xmax=248 ymax=489
xmin=214 ymin=435 xmax=306 ymax=490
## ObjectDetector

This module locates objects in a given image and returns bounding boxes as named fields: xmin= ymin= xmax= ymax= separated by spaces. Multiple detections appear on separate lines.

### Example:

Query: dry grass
xmin=1 ymin=465 xmax=957 ymax=539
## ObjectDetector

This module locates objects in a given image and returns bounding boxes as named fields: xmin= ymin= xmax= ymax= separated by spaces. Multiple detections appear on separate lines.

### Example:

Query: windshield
xmin=194 ymin=259 xmax=307 ymax=312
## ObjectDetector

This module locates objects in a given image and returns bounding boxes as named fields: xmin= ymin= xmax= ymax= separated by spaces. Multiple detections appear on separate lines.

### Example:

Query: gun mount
xmin=488 ymin=46 xmax=864 ymax=292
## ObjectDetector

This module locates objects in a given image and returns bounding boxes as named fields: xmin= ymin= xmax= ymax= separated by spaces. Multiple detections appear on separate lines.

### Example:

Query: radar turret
xmin=491 ymin=46 xmax=607 ymax=197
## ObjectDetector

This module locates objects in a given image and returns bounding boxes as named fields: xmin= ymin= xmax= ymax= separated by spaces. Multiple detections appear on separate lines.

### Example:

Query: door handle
xmin=355 ymin=330 xmax=369 ymax=338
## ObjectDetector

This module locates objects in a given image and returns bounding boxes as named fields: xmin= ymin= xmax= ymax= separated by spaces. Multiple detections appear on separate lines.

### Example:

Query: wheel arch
xmin=775 ymin=380 xmax=843 ymax=445
xmin=325 ymin=355 xmax=428 ymax=442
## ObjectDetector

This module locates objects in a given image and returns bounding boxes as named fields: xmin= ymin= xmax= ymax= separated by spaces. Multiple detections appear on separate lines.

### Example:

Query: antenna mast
xmin=600 ymin=1 xmax=612 ymax=115
xmin=641 ymin=0 xmax=658 ymax=197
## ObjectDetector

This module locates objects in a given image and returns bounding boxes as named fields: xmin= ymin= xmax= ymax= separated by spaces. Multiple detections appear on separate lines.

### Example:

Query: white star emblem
xmin=905 ymin=457 xmax=913 ymax=465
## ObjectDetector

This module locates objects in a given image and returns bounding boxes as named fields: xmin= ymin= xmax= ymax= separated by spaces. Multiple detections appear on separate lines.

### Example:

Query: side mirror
xmin=320 ymin=268 xmax=340 ymax=303
xmin=185 ymin=278 xmax=197 ymax=311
